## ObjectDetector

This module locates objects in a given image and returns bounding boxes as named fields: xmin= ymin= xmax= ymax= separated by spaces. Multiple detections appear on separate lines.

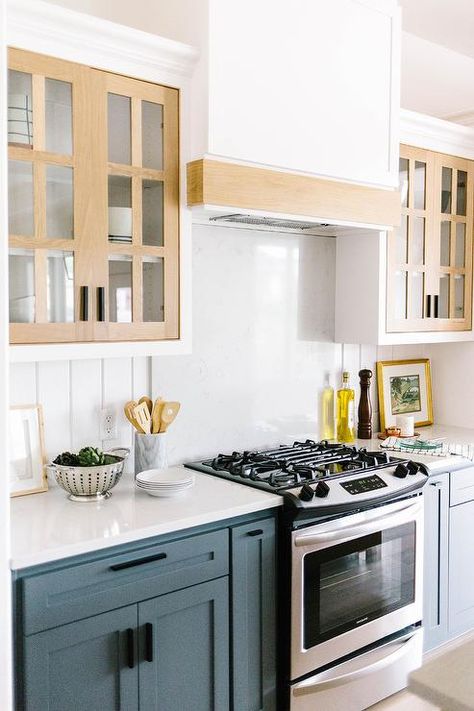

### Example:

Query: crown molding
xmin=6 ymin=0 xmax=199 ymax=86
xmin=400 ymin=108 xmax=474 ymax=158
xmin=443 ymin=109 xmax=474 ymax=127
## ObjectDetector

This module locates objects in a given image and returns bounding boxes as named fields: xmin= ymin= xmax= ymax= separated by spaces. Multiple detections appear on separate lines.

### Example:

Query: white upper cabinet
xmin=188 ymin=0 xmax=401 ymax=188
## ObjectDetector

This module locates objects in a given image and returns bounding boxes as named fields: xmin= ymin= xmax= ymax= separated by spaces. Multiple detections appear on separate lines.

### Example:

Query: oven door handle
xmin=294 ymin=500 xmax=422 ymax=547
xmin=292 ymin=629 xmax=420 ymax=696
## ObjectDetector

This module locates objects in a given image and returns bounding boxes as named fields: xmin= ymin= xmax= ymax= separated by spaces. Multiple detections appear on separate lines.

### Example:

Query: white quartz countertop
xmin=409 ymin=637 xmax=474 ymax=710
xmin=10 ymin=469 xmax=281 ymax=570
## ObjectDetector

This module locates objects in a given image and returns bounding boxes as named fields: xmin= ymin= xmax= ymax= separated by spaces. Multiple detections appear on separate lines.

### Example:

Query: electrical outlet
xmin=100 ymin=407 xmax=118 ymax=441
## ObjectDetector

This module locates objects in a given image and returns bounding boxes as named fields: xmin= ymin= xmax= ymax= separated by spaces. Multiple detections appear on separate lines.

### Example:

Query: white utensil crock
xmin=134 ymin=432 xmax=168 ymax=476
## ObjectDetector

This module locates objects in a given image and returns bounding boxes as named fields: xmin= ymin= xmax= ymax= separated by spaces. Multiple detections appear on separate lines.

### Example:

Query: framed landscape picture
xmin=377 ymin=359 xmax=433 ymax=431
xmin=9 ymin=404 xmax=48 ymax=497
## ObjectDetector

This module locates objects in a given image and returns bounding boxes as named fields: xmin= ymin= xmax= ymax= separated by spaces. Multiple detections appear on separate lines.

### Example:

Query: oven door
xmin=291 ymin=497 xmax=423 ymax=679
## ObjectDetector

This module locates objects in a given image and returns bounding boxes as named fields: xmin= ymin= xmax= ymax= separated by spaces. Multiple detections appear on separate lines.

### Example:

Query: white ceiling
xmin=399 ymin=0 xmax=474 ymax=59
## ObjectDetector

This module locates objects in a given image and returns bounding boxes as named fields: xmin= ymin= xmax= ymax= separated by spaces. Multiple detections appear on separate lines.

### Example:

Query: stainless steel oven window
xmin=303 ymin=521 xmax=416 ymax=649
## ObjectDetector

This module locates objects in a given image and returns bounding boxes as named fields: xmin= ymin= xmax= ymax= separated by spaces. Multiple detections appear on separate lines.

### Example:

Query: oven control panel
xmin=339 ymin=474 xmax=388 ymax=496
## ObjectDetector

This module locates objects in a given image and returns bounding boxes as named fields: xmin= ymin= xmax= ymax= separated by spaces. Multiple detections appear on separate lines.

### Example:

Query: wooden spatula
xmin=124 ymin=400 xmax=145 ymax=433
xmin=139 ymin=396 xmax=153 ymax=416
xmin=133 ymin=401 xmax=152 ymax=434
xmin=159 ymin=402 xmax=181 ymax=432
xmin=151 ymin=397 xmax=165 ymax=434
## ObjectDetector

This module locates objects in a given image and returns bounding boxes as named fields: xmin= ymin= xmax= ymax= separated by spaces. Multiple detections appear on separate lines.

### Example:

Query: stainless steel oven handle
xmin=294 ymin=500 xmax=422 ymax=547
xmin=292 ymin=629 xmax=420 ymax=696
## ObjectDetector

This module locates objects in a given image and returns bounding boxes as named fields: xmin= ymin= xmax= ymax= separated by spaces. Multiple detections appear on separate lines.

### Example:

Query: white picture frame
xmin=9 ymin=404 xmax=48 ymax=497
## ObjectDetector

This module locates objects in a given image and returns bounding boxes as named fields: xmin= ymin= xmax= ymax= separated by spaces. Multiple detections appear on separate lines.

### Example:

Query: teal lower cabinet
xmin=423 ymin=473 xmax=449 ymax=652
xmin=24 ymin=605 xmax=139 ymax=711
xmin=231 ymin=519 xmax=276 ymax=711
xmin=138 ymin=579 xmax=229 ymax=711
xmin=14 ymin=512 xmax=277 ymax=711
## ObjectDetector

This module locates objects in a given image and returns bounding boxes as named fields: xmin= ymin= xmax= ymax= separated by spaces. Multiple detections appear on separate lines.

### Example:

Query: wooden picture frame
xmin=9 ymin=404 xmax=48 ymax=496
xmin=377 ymin=359 xmax=434 ymax=431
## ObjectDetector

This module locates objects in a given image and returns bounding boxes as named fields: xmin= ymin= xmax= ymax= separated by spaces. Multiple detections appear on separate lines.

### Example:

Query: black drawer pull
xmin=97 ymin=286 xmax=105 ymax=322
xmin=126 ymin=628 xmax=135 ymax=669
xmin=110 ymin=552 xmax=167 ymax=571
xmin=145 ymin=622 xmax=154 ymax=663
xmin=80 ymin=285 xmax=89 ymax=321
xmin=426 ymin=294 xmax=431 ymax=318
xmin=247 ymin=529 xmax=264 ymax=537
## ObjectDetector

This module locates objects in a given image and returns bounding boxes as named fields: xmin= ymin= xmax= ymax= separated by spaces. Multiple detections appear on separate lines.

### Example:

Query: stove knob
xmin=407 ymin=461 xmax=420 ymax=475
xmin=299 ymin=484 xmax=314 ymax=502
xmin=394 ymin=463 xmax=409 ymax=479
xmin=315 ymin=481 xmax=330 ymax=498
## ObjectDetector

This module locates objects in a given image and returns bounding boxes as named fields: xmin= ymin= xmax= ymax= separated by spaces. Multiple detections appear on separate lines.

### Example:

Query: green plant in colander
xmin=54 ymin=447 xmax=118 ymax=467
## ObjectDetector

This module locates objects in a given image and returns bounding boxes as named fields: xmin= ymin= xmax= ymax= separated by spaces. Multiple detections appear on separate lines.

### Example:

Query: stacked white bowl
xmin=135 ymin=467 xmax=195 ymax=497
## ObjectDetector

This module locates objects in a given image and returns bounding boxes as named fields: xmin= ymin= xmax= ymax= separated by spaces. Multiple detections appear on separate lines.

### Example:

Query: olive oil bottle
xmin=337 ymin=371 xmax=355 ymax=442
xmin=320 ymin=374 xmax=335 ymax=440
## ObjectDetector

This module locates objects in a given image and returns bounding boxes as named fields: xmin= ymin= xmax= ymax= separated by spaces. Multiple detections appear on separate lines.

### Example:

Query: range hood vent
xmin=209 ymin=213 xmax=331 ymax=232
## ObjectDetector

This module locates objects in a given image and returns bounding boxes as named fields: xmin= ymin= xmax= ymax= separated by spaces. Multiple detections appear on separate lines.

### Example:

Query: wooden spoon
xmin=159 ymin=402 xmax=181 ymax=433
xmin=139 ymin=396 xmax=153 ymax=416
xmin=124 ymin=400 xmax=145 ymax=433
xmin=151 ymin=397 xmax=165 ymax=434
xmin=133 ymin=401 xmax=152 ymax=434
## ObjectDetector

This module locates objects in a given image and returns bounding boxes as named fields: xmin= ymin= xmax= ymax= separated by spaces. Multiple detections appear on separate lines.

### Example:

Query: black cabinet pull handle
xmin=110 ymin=551 xmax=167 ymax=571
xmin=126 ymin=628 xmax=135 ymax=669
xmin=97 ymin=286 xmax=105 ymax=322
xmin=434 ymin=294 xmax=439 ymax=318
xmin=426 ymin=294 xmax=431 ymax=318
xmin=80 ymin=286 xmax=89 ymax=321
xmin=247 ymin=529 xmax=264 ymax=537
xmin=145 ymin=623 xmax=154 ymax=663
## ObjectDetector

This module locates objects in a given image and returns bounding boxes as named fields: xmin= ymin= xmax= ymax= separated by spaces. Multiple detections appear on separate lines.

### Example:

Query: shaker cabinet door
xmin=449 ymin=499 xmax=474 ymax=636
xmin=138 ymin=579 xmax=229 ymax=711
xmin=231 ymin=517 xmax=277 ymax=711
xmin=22 ymin=606 xmax=139 ymax=711
xmin=423 ymin=473 xmax=449 ymax=651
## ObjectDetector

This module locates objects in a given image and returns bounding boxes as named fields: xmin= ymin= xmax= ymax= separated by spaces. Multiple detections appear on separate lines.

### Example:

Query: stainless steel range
xmin=186 ymin=440 xmax=427 ymax=711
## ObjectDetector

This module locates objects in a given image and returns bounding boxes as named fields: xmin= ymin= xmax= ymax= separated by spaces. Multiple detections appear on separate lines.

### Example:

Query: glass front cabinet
xmin=387 ymin=145 xmax=473 ymax=333
xmin=8 ymin=48 xmax=179 ymax=344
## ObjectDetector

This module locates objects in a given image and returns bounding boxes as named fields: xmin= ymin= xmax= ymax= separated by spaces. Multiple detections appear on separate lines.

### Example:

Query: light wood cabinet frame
xmin=387 ymin=145 xmax=473 ymax=334
xmin=8 ymin=48 xmax=180 ymax=345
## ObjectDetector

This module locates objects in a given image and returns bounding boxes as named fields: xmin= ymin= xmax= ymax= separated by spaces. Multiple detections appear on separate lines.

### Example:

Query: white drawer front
xmin=450 ymin=468 xmax=474 ymax=506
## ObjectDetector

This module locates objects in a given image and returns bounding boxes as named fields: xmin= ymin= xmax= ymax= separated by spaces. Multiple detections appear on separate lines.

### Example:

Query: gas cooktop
xmin=185 ymin=440 xmax=428 ymax=519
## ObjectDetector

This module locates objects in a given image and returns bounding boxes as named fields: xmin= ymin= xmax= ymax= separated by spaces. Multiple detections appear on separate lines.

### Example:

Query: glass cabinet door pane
xmin=440 ymin=221 xmax=451 ymax=267
xmin=455 ymin=223 xmax=466 ymax=268
xmin=411 ymin=217 xmax=425 ymax=264
xmin=8 ymin=160 xmax=34 ymax=236
xmin=399 ymin=157 xmax=409 ymax=208
xmin=414 ymin=161 xmax=426 ymax=210
xmin=456 ymin=170 xmax=467 ymax=216
xmin=439 ymin=275 xmax=450 ymax=318
xmin=45 ymin=79 xmax=72 ymax=154
xmin=454 ymin=275 xmax=465 ymax=319
xmin=109 ymin=256 xmax=132 ymax=322
xmin=142 ymin=101 xmax=163 ymax=170
xmin=142 ymin=180 xmax=163 ymax=247
xmin=108 ymin=176 xmax=132 ymax=243
xmin=108 ymin=94 xmax=131 ymax=165
xmin=394 ymin=271 xmax=407 ymax=320
xmin=409 ymin=272 xmax=424 ymax=319
xmin=143 ymin=258 xmax=164 ymax=322
xmin=8 ymin=70 xmax=33 ymax=146
xmin=9 ymin=249 xmax=35 ymax=323
xmin=46 ymin=165 xmax=74 ymax=238
xmin=47 ymin=251 xmax=74 ymax=322
xmin=441 ymin=167 xmax=452 ymax=214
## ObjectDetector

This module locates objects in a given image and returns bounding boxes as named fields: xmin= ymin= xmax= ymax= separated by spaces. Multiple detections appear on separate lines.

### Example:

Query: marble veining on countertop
xmin=10 ymin=469 xmax=281 ymax=570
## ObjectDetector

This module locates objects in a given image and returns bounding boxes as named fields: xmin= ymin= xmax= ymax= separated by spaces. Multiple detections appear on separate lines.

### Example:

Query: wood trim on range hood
xmin=187 ymin=159 xmax=401 ymax=228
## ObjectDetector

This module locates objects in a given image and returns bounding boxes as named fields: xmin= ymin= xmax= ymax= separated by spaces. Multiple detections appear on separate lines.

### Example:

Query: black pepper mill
xmin=358 ymin=369 xmax=373 ymax=439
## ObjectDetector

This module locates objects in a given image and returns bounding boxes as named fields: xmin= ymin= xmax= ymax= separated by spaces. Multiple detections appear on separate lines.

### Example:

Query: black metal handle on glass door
xmin=97 ymin=286 xmax=105 ymax=322
xmin=434 ymin=294 xmax=439 ymax=318
xmin=80 ymin=286 xmax=89 ymax=321
xmin=426 ymin=294 xmax=431 ymax=318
